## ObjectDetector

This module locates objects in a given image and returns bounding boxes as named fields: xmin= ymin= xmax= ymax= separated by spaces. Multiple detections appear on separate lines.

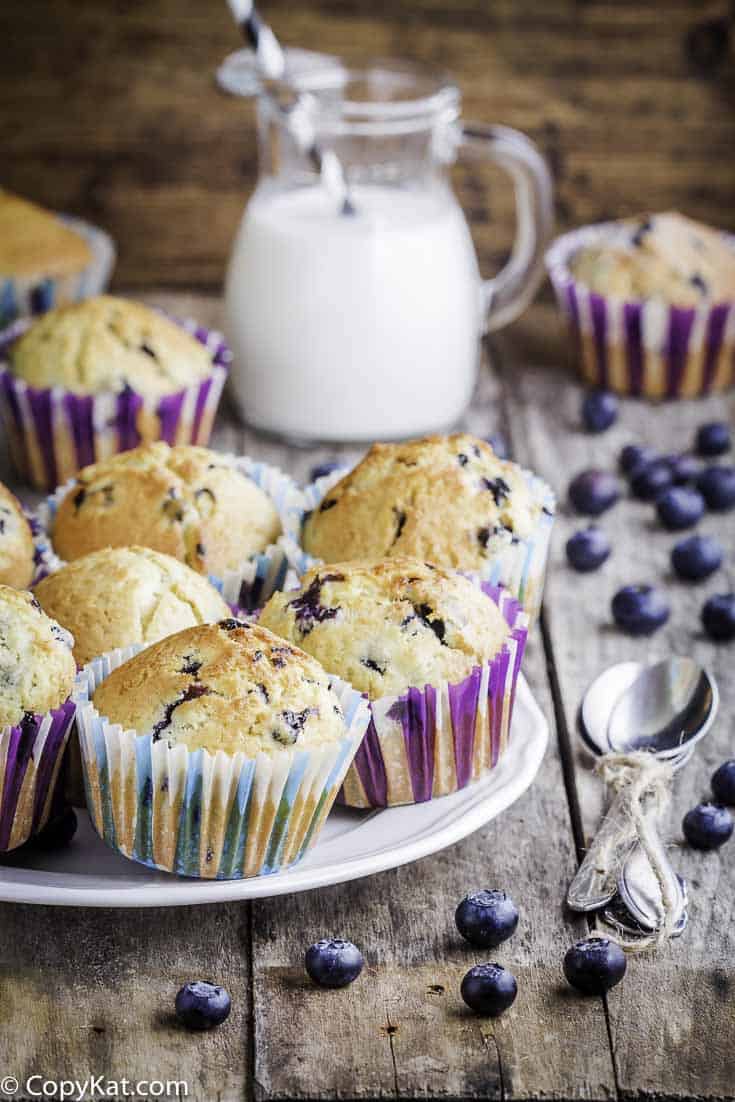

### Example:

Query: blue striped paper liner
xmin=282 ymin=464 xmax=556 ymax=622
xmin=0 ymin=214 xmax=116 ymax=329
xmin=31 ymin=451 xmax=302 ymax=609
xmin=73 ymin=645 xmax=370 ymax=880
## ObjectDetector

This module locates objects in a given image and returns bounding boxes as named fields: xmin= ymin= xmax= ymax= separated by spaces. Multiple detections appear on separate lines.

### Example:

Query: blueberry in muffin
xmin=0 ymin=586 xmax=76 ymax=728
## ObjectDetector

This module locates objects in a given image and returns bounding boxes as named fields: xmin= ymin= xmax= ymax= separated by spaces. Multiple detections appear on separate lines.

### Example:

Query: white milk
xmin=224 ymin=183 xmax=482 ymax=441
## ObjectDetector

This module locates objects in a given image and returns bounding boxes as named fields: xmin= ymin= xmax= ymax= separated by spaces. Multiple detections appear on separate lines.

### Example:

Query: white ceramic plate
xmin=0 ymin=675 xmax=547 ymax=907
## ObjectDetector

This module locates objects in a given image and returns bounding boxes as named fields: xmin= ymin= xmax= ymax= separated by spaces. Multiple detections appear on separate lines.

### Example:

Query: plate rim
xmin=0 ymin=674 xmax=548 ymax=907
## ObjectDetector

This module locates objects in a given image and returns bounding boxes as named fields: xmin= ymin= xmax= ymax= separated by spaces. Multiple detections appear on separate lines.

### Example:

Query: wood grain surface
xmin=0 ymin=293 xmax=733 ymax=1100
xmin=1 ymin=1 xmax=733 ymax=289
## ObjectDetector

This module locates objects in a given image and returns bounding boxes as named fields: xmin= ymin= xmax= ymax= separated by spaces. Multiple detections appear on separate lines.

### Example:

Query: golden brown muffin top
xmin=93 ymin=619 xmax=347 ymax=757
xmin=0 ymin=190 xmax=92 ymax=278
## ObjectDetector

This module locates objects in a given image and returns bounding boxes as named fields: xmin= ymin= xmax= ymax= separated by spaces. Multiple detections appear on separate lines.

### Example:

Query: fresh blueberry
xmin=581 ymin=390 xmax=618 ymax=433
xmin=655 ymin=486 xmax=705 ymax=530
xmin=611 ymin=585 xmax=670 ymax=636
xmin=566 ymin=526 xmax=611 ymax=572
xmin=701 ymin=593 xmax=735 ymax=642
xmin=309 ymin=459 xmax=342 ymax=482
xmin=568 ymin=470 xmax=621 ymax=516
xmin=305 ymin=938 xmax=364 ymax=988
xmin=695 ymin=421 xmax=731 ymax=457
xmin=563 ymin=937 xmax=626 ymax=995
xmin=619 ymin=444 xmax=657 ymax=476
xmin=175 ymin=981 xmax=231 ymax=1030
xmin=697 ymin=466 xmax=735 ymax=511
xmin=485 ymin=433 xmax=510 ymax=460
xmin=671 ymin=534 xmax=723 ymax=581
xmin=682 ymin=803 xmax=734 ymax=850
xmin=460 ymin=963 xmax=517 ymax=1017
xmin=666 ymin=453 xmax=701 ymax=485
xmin=712 ymin=761 xmax=735 ymax=806
xmin=455 ymin=890 xmax=519 ymax=949
xmin=32 ymin=806 xmax=78 ymax=851
xmin=630 ymin=459 xmax=674 ymax=501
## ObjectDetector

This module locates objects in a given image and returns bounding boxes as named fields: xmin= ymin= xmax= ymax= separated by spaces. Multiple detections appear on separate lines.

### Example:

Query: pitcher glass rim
xmin=266 ymin=58 xmax=461 ymax=136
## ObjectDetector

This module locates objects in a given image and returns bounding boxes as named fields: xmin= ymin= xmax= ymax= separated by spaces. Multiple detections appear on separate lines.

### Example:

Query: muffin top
xmin=570 ymin=212 xmax=735 ymax=307
xmin=260 ymin=558 xmax=510 ymax=699
xmin=301 ymin=434 xmax=543 ymax=572
xmin=9 ymin=295 xmax=213 ymax=398
xmin=0 ymin=586 xmax=76 ymax=728
xmin=0 ymin=482 xmax=35 ymax=590
xmin=92 ymin=619 xmax=347 ymax=757
xmin=0 ymin=190 xmax=92 ymax=278
xmin=35 ymin=546 xmax=231 ymax=667
xmin=51 ymin=442 xmax=282 ymax=577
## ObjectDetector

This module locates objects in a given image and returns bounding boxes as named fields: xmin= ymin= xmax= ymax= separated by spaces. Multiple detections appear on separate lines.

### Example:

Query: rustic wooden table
xmin=0 ymin=292 xmax=733 ymax=1101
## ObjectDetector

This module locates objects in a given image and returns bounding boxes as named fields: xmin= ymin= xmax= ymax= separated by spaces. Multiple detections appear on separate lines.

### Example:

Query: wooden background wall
xmin=1 ymin=0 xmax=734 ymax=290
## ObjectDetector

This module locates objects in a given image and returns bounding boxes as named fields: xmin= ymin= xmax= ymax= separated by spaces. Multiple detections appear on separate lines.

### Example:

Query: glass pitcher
xmin=225 ymin=59 xmax=553 ymax=442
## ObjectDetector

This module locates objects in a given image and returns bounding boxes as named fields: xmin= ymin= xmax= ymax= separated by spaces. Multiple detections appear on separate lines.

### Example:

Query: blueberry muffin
xmin=260 ymin=558 xmax=510 ymax=699
xmin=0 ymin=190 xmax=92 ymax=282
xmin=51 ymin=442 xmax=282 ymax=577
xmin=9 ymin=295 xmax=213 ymax=399
xmin=34 ymin=546 xmax=231 ymax=667
xmin=0 ymin=482 xmax=34 ymax=589
xmin=570 ymin=212 xmax=735 ymax=307
xmin=0 ymin=586 xmax=76 ymax=728
xmin=92 ymin=619 xmax=347 ymax=757
xmin=302 ymin=434 xmax=544 ymax=573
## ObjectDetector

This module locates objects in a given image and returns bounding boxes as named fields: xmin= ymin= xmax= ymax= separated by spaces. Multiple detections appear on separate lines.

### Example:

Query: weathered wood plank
xmin=497 ymin=304 xmax=735 ymax=1100
xmin=0 ymin=1 xmax=732 ymax=287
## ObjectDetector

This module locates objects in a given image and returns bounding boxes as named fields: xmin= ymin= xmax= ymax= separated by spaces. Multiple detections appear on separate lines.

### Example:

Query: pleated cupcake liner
xmin=339 ymin=582 xmax=528 ymax=808
xmin=0 ymin=699 xmax=76 ymax=851
xmin=73 ymin=645 xmax=371 ymax=879
xmin=0 ymin=315 xmax=230 ymax=492
xmin=0 ymin=214 xmax=116 ymax=329
xmin=32 ymin=452 xmax=301 ymax=609
xmin=282 ymin=464 xmax=555 ymax=623
xmin=546 ymin=223 xmax=735 ymax=399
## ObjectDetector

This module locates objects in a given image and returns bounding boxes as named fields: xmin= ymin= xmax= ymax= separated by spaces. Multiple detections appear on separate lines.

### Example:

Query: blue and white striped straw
xmin=225 ymin=0 xmax=355 ymax=214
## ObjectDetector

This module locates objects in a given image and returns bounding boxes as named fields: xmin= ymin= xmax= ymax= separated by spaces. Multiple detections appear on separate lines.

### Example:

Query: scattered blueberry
xmin=566 ymin=526 xmax=611 ymax=572
xmin=305 ymin=938 xmax=364 ymax=988
xmin=455 ymin=890 xmax=519 ymax=949
xmin=486 ymin=433 xmax=510 ymax=460
xmin=32 ymin=806 xmax=78 ymax=851
xmin=563 ymin=937 xmax=626 ymax=995
xmin=697 ymin=466 xmax=735 ymax=511
xmin=175 ymin=981 xmax=231 ymax=1030
xmin=655 ymin=486 xmax=705 ymax=531
xmin=666 ymin=453 xmax=701 ymax=485
xmin=460 ymin=963 xmax=517 ymax=1017
xmin=568 ymin=470 xmax=621 ymax=516
xmin=581 ymin=390 xmax=618 ymax=433
xmin=619 ymin=444 xmax=657 ymax=476
xmin=712 ymin=761 xmax=735 ymax=806
xmin=611 ymin=585 xmax=670 ymax=636
xmin=309 ymin=459 xmax=342 ymax=482
xmin=701 ymin=593 xmax=735 ymax=642
xmin=695 ymin=421 xmax=731 ymax=457
xmin=630 ymin=459 xmax=674 ymax=501
xmin=682 ymin=803 xmax=734 ymax=850
xmin=671 ymin=534 xmax=723 ymax=581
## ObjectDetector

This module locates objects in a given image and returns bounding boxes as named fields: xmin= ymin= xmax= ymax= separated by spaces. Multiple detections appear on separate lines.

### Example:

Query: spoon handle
xmin=566 ymin=790 xmax=639 ymax=911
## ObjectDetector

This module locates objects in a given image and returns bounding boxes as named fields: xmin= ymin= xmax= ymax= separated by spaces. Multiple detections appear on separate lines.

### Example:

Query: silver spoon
xmin=568 ymin=657 xmax=718 ymax=913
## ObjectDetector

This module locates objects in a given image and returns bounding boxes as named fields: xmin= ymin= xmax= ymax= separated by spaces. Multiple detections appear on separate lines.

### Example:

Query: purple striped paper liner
xmin=0 ymin=699 xmax=76 ymax=851
xmin=0 ymin=315 xmax=231 ymax=491
xmin=546 ymin=223 xmax=735 ymax=399
xmin=339 ymin=583 xmax=528 ymax=809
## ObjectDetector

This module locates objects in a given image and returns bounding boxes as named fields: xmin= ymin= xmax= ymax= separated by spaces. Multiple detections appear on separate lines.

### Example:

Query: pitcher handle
xmin=459 ymin=123 xmax=554 ymax=333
